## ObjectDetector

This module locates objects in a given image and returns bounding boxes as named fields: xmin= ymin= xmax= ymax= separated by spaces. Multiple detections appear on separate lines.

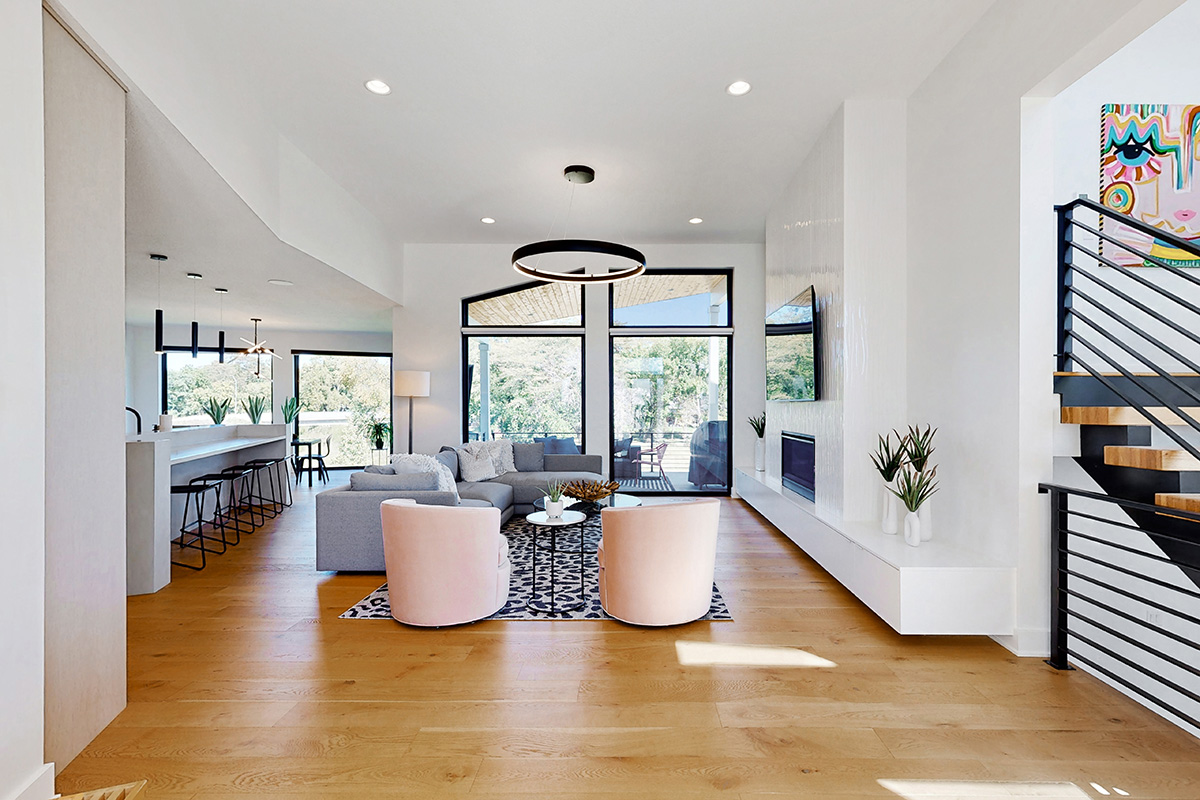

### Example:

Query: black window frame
xmin=160 ymin=345 xmax=275 ymax=425
xmin=292 ymin=348 xmax=394 ymax=471
xmin=461 ymin=278 xmax=587 ymax=328
xmin=608 ymin=267 xmax=733 ymax=329
xmin=460 ymin=331 xmax=587 ymax=446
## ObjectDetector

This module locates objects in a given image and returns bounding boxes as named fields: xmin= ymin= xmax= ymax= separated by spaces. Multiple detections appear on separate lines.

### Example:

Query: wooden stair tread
xmin=1155 ymin=493 xmax=1200 ymax=514
xmin=1104 ymin=445 xmax=1200 ymax=471
xmin=1061 ymin=406 xmax=1200 ymax=426
xmin=1055 ymin=371 xmax=1200 ymax=377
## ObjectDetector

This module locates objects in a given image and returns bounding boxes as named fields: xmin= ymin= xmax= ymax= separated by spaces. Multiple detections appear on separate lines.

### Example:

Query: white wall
xmin=908 ymin=0 xmax=1184 ymax=657
xmin=43 ymin=9 xmax=128 ymax=775
xmin=764 ymin=99 xmax=908 ymax=526
xmin=394 ymin=243 xmax=765 ymax=473
xmin=0 ymin=1 xmax=54 ymax=797
xmin=765 ymin=109 xmax=846 ymax=520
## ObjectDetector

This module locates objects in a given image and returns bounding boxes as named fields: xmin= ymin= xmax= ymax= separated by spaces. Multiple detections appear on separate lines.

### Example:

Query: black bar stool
xmin=190 ymin=473 xmax=248 ymax=546
xmin=217 ymin=465 xmax=266 ymax=530
xmin=171 ymin=482 xmax=225 ymax=570
xmin=245 ymin=457 xmax=292 ymax=512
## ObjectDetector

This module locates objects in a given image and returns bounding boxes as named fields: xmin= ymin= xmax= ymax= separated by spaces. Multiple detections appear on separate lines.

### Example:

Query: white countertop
xmin=169 ymin=436 xmax=287 ymax=465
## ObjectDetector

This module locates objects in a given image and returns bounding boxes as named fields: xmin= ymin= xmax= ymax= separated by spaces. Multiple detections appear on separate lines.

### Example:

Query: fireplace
xmin=781 ymin=431 xmax=815 ymax=501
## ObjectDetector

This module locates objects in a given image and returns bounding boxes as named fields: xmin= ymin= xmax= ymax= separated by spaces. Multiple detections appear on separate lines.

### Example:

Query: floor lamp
xmin=393 ymin=370 xmax=430 ymax=454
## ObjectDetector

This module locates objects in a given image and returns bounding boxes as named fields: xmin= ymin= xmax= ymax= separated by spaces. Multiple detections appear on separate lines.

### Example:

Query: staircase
xmin=1043 ymin=197 xmax=1200 ymax=736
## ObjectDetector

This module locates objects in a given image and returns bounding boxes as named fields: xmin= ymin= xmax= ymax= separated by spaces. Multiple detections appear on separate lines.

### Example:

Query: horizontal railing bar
xmin=1070 ymin=239 xmax=1200 ymax=314
xmin=1063 ymin=583 xmax=1200 ymax=653
xmin=1067 ymin=508 xmax=1200 ymax=550
xmin=1069 ymin=296 xmax=1200 ymax=397
xmin=1065 ymin=546 xmax=1200 ymax=602
xmin=1040 ymin=483 xmax=1200 ymax=522
xmin=1060 ymin=196 xmax=1200 ymax=262
xmin=1069 ymin=627 xmax=1200 ymax=706
xmin=1068 ymin=219 xmax=1200 ymax=290
xmin=1071 ymin=264 xmax=1200 ymax=351
xmin=1065 ymin=648 xmax=1200 ymax=731
xmin=1067 ymin=609 xmax=1200 ymax=686
xmin=1064 ymin=526 xmax=1200 ymax=568
xmin=1066 ymin=339 xmax=1200 ymax=459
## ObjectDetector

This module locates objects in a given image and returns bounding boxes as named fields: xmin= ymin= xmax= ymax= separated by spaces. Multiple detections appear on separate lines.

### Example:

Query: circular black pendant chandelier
xmin=511 ymin=166 xmax=646 ymax=285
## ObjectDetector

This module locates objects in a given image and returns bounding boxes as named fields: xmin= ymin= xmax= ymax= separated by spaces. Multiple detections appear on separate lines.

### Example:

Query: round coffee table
xmin=532 ymin=493 xmax=641 ymax=516
xmin=525 ymin=510 xmax=587 ymax=615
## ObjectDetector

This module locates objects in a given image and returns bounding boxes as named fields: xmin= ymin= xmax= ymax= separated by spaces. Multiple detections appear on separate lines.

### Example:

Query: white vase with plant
xmin=904 ymin=424 xmax=937 ymax=540
xmin=748 ymin=413 xmax=767 ymax=472
xmin=545 ymin=480 xmax=566 ymax=519
xmin=890 ymin=465 xmax=939 ymax=548
xmin=870 ymin=432 xmax=905 ymax=535
xmin=280 ymin=397 xmax=301 ymax=440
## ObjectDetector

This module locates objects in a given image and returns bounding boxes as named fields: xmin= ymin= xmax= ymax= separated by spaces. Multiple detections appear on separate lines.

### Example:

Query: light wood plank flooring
xmin=57 ymin=473 xmax=1200 ymax=799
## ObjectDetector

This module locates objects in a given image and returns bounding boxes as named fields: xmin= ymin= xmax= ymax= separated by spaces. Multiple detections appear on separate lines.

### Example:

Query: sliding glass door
xmin=294 ymin=351 xmax=392 ymax=469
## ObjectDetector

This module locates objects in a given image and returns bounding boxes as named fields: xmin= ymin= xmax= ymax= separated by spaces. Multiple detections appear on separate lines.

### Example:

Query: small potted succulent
xmin=280 ymin=397 xmax=300 ymax=440
xmin=242 ymin=395 xmax=268 ymax=424
xmin=870 ymin=432 xmax=906 ymax=535
xmin=889 ymin=465 xmax=939 ymax=547
xmin=748 ymin=413 xmax=767 ymax=472
xmin=544 ymin=479 xmax=566 ymax=520
xmin=904 ymin=424 xmax=937 ymax=539
xmin=200 ymin=397 xmax=231 ymax=426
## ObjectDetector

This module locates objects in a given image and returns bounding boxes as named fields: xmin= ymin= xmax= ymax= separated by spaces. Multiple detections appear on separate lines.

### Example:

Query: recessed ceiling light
xmin=364 ymin=79 xmax=391 ymax=96
xmin=726 ymin=80 xmax=752 ymax=96
xmin=268 ymin=279 xmax=294 ymax=287
xmin=689 ymin=217 xmax=703 ymax=224
xmin=481 ymin=217 xmax=496 ymax=224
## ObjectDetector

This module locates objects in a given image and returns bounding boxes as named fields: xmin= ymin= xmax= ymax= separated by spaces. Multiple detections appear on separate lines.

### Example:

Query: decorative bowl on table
xmin=562 ymin=479 xmax=620 ymax=514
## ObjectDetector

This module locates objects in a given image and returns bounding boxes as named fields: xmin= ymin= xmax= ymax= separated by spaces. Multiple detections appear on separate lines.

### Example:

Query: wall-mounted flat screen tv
xmin=765 ymin=285 xmax=819 ymax=402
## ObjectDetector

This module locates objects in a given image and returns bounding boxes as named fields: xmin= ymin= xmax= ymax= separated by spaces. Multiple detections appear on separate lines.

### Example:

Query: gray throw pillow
xmin=349 ymin=471 xmax=439 ymax=491
xmin=435 ymin=448 xmax=459 ymax=481
xmin=363 ymin=464 xmax=395 ymax=474
xmin=513 ymin=441 xmax=545 ymax=472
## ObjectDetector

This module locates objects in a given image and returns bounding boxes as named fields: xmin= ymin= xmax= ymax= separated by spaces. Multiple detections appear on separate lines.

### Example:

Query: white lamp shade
xmin=393 ymin=370 xmax=430 ymax=398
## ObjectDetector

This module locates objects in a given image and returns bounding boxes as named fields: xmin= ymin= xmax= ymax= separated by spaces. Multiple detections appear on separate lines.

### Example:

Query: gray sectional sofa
xmin=315 ymin=445 xmax=602 ymax=571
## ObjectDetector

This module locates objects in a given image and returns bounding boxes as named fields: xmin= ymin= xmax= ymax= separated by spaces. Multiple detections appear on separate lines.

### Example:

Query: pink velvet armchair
xmin=597 ymin=498 xmax=721 ymax=626
xmin=380 ymin=499 xmax=511 ymax=627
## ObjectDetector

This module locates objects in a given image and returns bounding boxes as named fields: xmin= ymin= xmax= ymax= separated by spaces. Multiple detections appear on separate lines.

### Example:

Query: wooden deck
xmin=55 ymin=473 xmax=1200 ymax=799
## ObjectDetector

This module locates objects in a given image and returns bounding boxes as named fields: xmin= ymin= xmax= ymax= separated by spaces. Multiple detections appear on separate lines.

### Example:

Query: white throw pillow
xmin=487 ymin=439 xmax=516 ymax=475
xmin=456 ymin=444 xmax=499 ymax=482
xmin=389 ymin=453 xmax=459 ymax=501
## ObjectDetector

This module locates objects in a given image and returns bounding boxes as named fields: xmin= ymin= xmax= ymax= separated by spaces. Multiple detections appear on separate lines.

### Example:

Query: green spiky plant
xmin=748 ymin=413 xmax=766 ymax=439
xmin=365 ymin=421 xmax=391 ymax=450
xmin=242 ymin=395 xmax=268 ymax=424
xmin=869 ymin=432 xmax=906 ymax=483
xmin=280 ymin=397 xmax=301 ymax=424
xmin=903 ymin=424 xmax=937 ymax=472
xmin=545 ymin=479 xmax=566 ymax=502
xmin=200 ymin=397 xmax=232 ymax=426
xmin=889 ymin=464 xmax=939 ymax=513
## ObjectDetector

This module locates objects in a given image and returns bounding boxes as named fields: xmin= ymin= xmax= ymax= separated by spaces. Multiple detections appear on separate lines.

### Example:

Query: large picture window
xmin=295 ymin=352 xmax=393 ymax=469
xmin=609 ymin=268 xmax=733 ymax=495
xmin=162 ymin=348 xmax=273 ymax=427
xmin=464 ymin=335 xmax=583 ymax=445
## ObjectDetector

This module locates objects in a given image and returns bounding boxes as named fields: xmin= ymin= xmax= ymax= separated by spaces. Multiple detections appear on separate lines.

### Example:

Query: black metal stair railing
xmin=1057 ymin=196 xmax=1200 ymax=463
xmin=1039 ymin=484 xmax=1200 ymax=730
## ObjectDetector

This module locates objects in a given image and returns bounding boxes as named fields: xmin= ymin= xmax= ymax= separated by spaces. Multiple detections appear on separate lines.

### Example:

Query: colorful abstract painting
xmin=1101 ymin=103 xmax=1200 ymax=267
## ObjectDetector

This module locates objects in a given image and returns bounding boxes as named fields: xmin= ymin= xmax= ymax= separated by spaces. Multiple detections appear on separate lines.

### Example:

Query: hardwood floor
xmin=57 ymin=473 xmax=1200 ymax=798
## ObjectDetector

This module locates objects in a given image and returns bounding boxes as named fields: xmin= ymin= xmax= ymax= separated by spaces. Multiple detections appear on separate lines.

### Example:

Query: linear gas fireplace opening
xmin=781 ymin=431 xmax=815 ymax=501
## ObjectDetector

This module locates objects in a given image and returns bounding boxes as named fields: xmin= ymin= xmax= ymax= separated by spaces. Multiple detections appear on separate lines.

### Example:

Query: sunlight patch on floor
xmin=878 ymin=779 xmax=1091 ymax=799
xmin=674 ymin=640 xmax=837 ymax=667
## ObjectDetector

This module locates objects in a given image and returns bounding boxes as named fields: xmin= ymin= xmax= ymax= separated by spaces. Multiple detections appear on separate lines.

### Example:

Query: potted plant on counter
xmin=280 ymin=397 xmax=300 ymax=440
xmin=200 ymin=397 xmax=231 ymax=426
xmin=748 ymin=413 xmax=767 ymax=472
xmin=870 ymin=432 xmax=906 ymax=535
xmin=242 ymin=395 xmax=268 ymax=424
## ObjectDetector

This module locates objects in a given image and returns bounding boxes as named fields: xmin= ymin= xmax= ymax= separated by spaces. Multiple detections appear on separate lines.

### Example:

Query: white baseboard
xmin=991 ymin=627 xmax=1050 ymax=657
xmin=4 ymin=764 xmax=55 ymax=800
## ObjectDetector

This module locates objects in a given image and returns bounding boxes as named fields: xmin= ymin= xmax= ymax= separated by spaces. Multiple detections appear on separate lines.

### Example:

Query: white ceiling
xmin=67 ymin=0 xmax=994 ymax=249
xmin=125 ymin=92 xmax=396 ymax=333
